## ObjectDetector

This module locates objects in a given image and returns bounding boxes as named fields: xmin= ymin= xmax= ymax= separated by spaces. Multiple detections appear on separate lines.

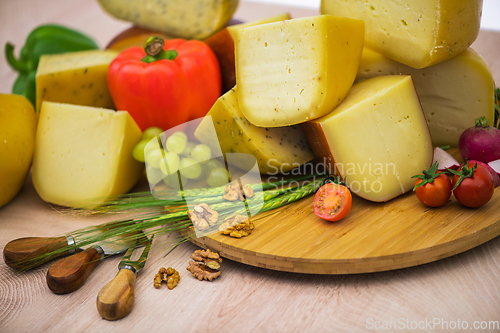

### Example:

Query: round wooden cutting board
xmin=191 ymin=159 xmax=500 ymax=274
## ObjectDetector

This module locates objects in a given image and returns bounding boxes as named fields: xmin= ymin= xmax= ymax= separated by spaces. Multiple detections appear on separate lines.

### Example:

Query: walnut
xmin=186 ymin=249 xmax=222 ymax=281
xmin=153 ymin=267 xmax=180 ymax=289
xmin=219 ymin=214 xmax=254 ymax=238
xmin=188 ymin=203 xmax=219 ymax=231
xmin=222 ymin=184 xmax=254 ymax=202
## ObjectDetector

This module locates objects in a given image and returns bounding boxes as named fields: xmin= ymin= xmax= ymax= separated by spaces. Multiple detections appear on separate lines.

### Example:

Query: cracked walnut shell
xmin=219 ymin=214 xmax=254 ymax=238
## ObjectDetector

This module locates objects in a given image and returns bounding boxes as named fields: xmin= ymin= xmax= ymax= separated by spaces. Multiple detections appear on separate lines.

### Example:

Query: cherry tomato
xmin=452 ymin=162 xmax=494 ymax=208
xmin=314 ymin=183 xmax=352 ymax=222
xmin=412 ymin=162 xmax=452 ymax=207
xmin=414 ymin=173 xmax=452 ymax=207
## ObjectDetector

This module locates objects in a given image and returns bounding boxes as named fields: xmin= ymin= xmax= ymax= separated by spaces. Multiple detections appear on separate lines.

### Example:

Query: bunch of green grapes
xmin=133 ymin=127 xmax=229 ymax=187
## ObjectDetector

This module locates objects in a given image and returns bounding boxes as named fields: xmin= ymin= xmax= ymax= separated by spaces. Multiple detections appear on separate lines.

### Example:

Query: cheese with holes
xmin=32 ymin=102 xmax=143 ymax=208
xmin=356 ymin=47 xmax=495 ymax=147
xmin=36 ymin=50 xmax=118 ymax=113
xmin=321 ymin=0 xmax=482 ymax=69
xmin=194 ymin=88 xmax=315 ymax=174
xmin=302 ymin=76 xmax=433 ymax=202
xmin=97 ymin=0 xmax=239 ymax=39
xmin=234 ymin=15 xmax=364 ymax=127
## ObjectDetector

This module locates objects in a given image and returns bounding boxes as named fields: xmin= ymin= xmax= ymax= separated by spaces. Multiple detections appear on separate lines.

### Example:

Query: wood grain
xmin=1 ymin=1 xmax=500 ymax=332
xmin=193 ymin=182 xmax=500 ymax=274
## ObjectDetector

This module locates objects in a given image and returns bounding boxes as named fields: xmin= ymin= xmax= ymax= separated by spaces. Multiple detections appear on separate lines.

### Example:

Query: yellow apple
xmin=0 ymin=94 xmax=37 ymax=208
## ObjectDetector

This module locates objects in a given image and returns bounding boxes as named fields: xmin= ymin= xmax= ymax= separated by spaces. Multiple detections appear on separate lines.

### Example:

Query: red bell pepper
xmin=108 ymin=37 xmax=221 ymax=131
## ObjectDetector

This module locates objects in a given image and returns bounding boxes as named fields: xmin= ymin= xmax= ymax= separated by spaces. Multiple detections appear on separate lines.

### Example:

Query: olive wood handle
xmin=46 ymin=248 xmax=101 ymax=294
xmin=96 ymin=269 xmax=136 ymax=321
xmin=3 ymin=236 xmax=71 ymax=270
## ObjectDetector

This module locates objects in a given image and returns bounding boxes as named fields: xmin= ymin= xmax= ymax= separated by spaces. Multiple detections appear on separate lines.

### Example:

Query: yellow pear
xmin=0 ymin=94 xmax=37 ymax=208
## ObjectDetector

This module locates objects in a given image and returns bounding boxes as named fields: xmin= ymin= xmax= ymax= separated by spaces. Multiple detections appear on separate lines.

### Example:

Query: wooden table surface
xmin=1 ymin=1 xmax=500 ymax=332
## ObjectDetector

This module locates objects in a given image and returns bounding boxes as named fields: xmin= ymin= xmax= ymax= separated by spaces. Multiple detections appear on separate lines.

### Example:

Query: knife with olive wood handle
xmin=3 ymin=236 xmax=78 ymax=270
xmin=46 ymin=235 xmax=136 ymax=294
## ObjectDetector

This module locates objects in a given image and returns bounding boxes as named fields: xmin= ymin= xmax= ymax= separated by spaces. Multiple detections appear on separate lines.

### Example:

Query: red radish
xmin=459 ymin=116 xmax=500 ymax=163
xmin=467 ymin=160 xmax=500 ymax=188
xmin=432 ymin=147 xmax=460 ymax=171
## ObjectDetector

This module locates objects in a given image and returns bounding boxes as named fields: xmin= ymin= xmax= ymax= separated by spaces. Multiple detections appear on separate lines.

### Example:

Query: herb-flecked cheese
xmin=194 ymin=88 xmax=315 ymax=175
xmin=356 ymin=47 xmax=495 ymax=147
xmin=321 ymin=0 xmax=482 ymax=69
xmin=302 ymin=76 xmax=433 ymax=202
xmin=97 ymin=0 xmax=240 ymax=39
xmin=36 ymin=50 xmax=118 ymax=113
xmin=234 ymin=15 xmax=364 ymax=127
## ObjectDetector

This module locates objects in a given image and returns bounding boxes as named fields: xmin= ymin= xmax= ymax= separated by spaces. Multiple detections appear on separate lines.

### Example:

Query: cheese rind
xmin=97 ymin=0 xmax=239 ymax=39
xmin=302 ymin=76 xmax=433 ymax=202
xmin=32 ymin=102 xmax=143 ymax=208
xmin=321 ymin=0 xmax=482 ymax=69
xmin=227 ymin=13 xmax=291 ymax=39
xmin=234 ymin=15 xmax=364 ymax=127
xmin=356 ymin=47 xmax=495 ymax=147
xmin=194 ymin=88 xmax=315 ymax=174
xmin=36 ymin=50 xmax=118 ymax=113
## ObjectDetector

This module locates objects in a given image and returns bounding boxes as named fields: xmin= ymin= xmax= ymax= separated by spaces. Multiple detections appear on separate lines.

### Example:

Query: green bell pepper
xmin=4 ymin=24 xmax=100 ymax=107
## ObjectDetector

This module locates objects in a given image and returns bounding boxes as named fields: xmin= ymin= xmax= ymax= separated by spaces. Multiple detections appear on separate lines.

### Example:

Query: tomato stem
xmin=141 ymin=36 xmax=177 ymax=63
xmin=412 ymin=162 xmax=445 ymax=191
xmin=448 ymin=160 xmax=477 ymax=191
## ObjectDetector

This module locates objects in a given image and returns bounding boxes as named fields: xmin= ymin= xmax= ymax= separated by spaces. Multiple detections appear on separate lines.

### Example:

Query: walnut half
xmin=188 ymin=203 xmax=219 ymax=231
xmin=186 ymin=249 xmax=222 ymax=281
xmin=219 ymin=214 xmax=254 ymax=238
xmin=222 ymin=184 xmax=254 ymax=202
xmin=154 ymin=267 xmax=180 ymax=290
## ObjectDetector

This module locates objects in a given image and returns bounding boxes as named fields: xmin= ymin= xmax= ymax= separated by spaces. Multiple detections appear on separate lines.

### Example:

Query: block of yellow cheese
xmin=302 ymin=76 xmax=433 ymax=202
xmin=234 ymin=15 xmax=364 ymax=127
xmin=32 ymin=102 xmax=143 ymax=208
xmin=356 ymin=47 xmax=495 ymax=147
xmin=194 ymin=88 xmax=315 ymax=174
xmin=321 ymin=0 xmax=482 ymax=69
xmin=97 ymin=0 xmax=239 ymax=39
xmin=36 ymin=50 xmax=118 ymax=113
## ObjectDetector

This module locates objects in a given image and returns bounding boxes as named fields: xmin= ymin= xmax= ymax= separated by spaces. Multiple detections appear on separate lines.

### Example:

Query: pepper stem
xmin=4 ymin=43 xmax=29 ymax=73
xmin=141 ymin=36 xmax=177 ymax=64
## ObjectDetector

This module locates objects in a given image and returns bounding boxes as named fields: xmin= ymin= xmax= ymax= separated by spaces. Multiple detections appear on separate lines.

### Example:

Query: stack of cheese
xmin=196 ymin=0 xmax=494 ymax=203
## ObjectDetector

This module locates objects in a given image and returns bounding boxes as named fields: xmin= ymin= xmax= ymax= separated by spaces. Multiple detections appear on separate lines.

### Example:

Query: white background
xmin=245 ymin=0 xmax=500 ymax=32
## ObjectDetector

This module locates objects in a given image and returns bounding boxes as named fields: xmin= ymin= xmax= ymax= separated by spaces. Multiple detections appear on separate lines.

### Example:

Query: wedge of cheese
xmin=97 ymin=0 xmax=239 ymax=39
xmin=234 ymin=15 xmax=364 ymax=127
xmin=36 ymin=50 xmax=118 ymax=113
xmin=32 ymin=102 xmax=143 ymax=208
xmin=302 ymin=76 xmax=433 ymax=202
xmin=321 ymin=0 xmax=482 ymax=69
xmin=356 ymin=48 xmax=495 ymax=147
xmin=194 ymin=88 xmax=315 ymax=174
